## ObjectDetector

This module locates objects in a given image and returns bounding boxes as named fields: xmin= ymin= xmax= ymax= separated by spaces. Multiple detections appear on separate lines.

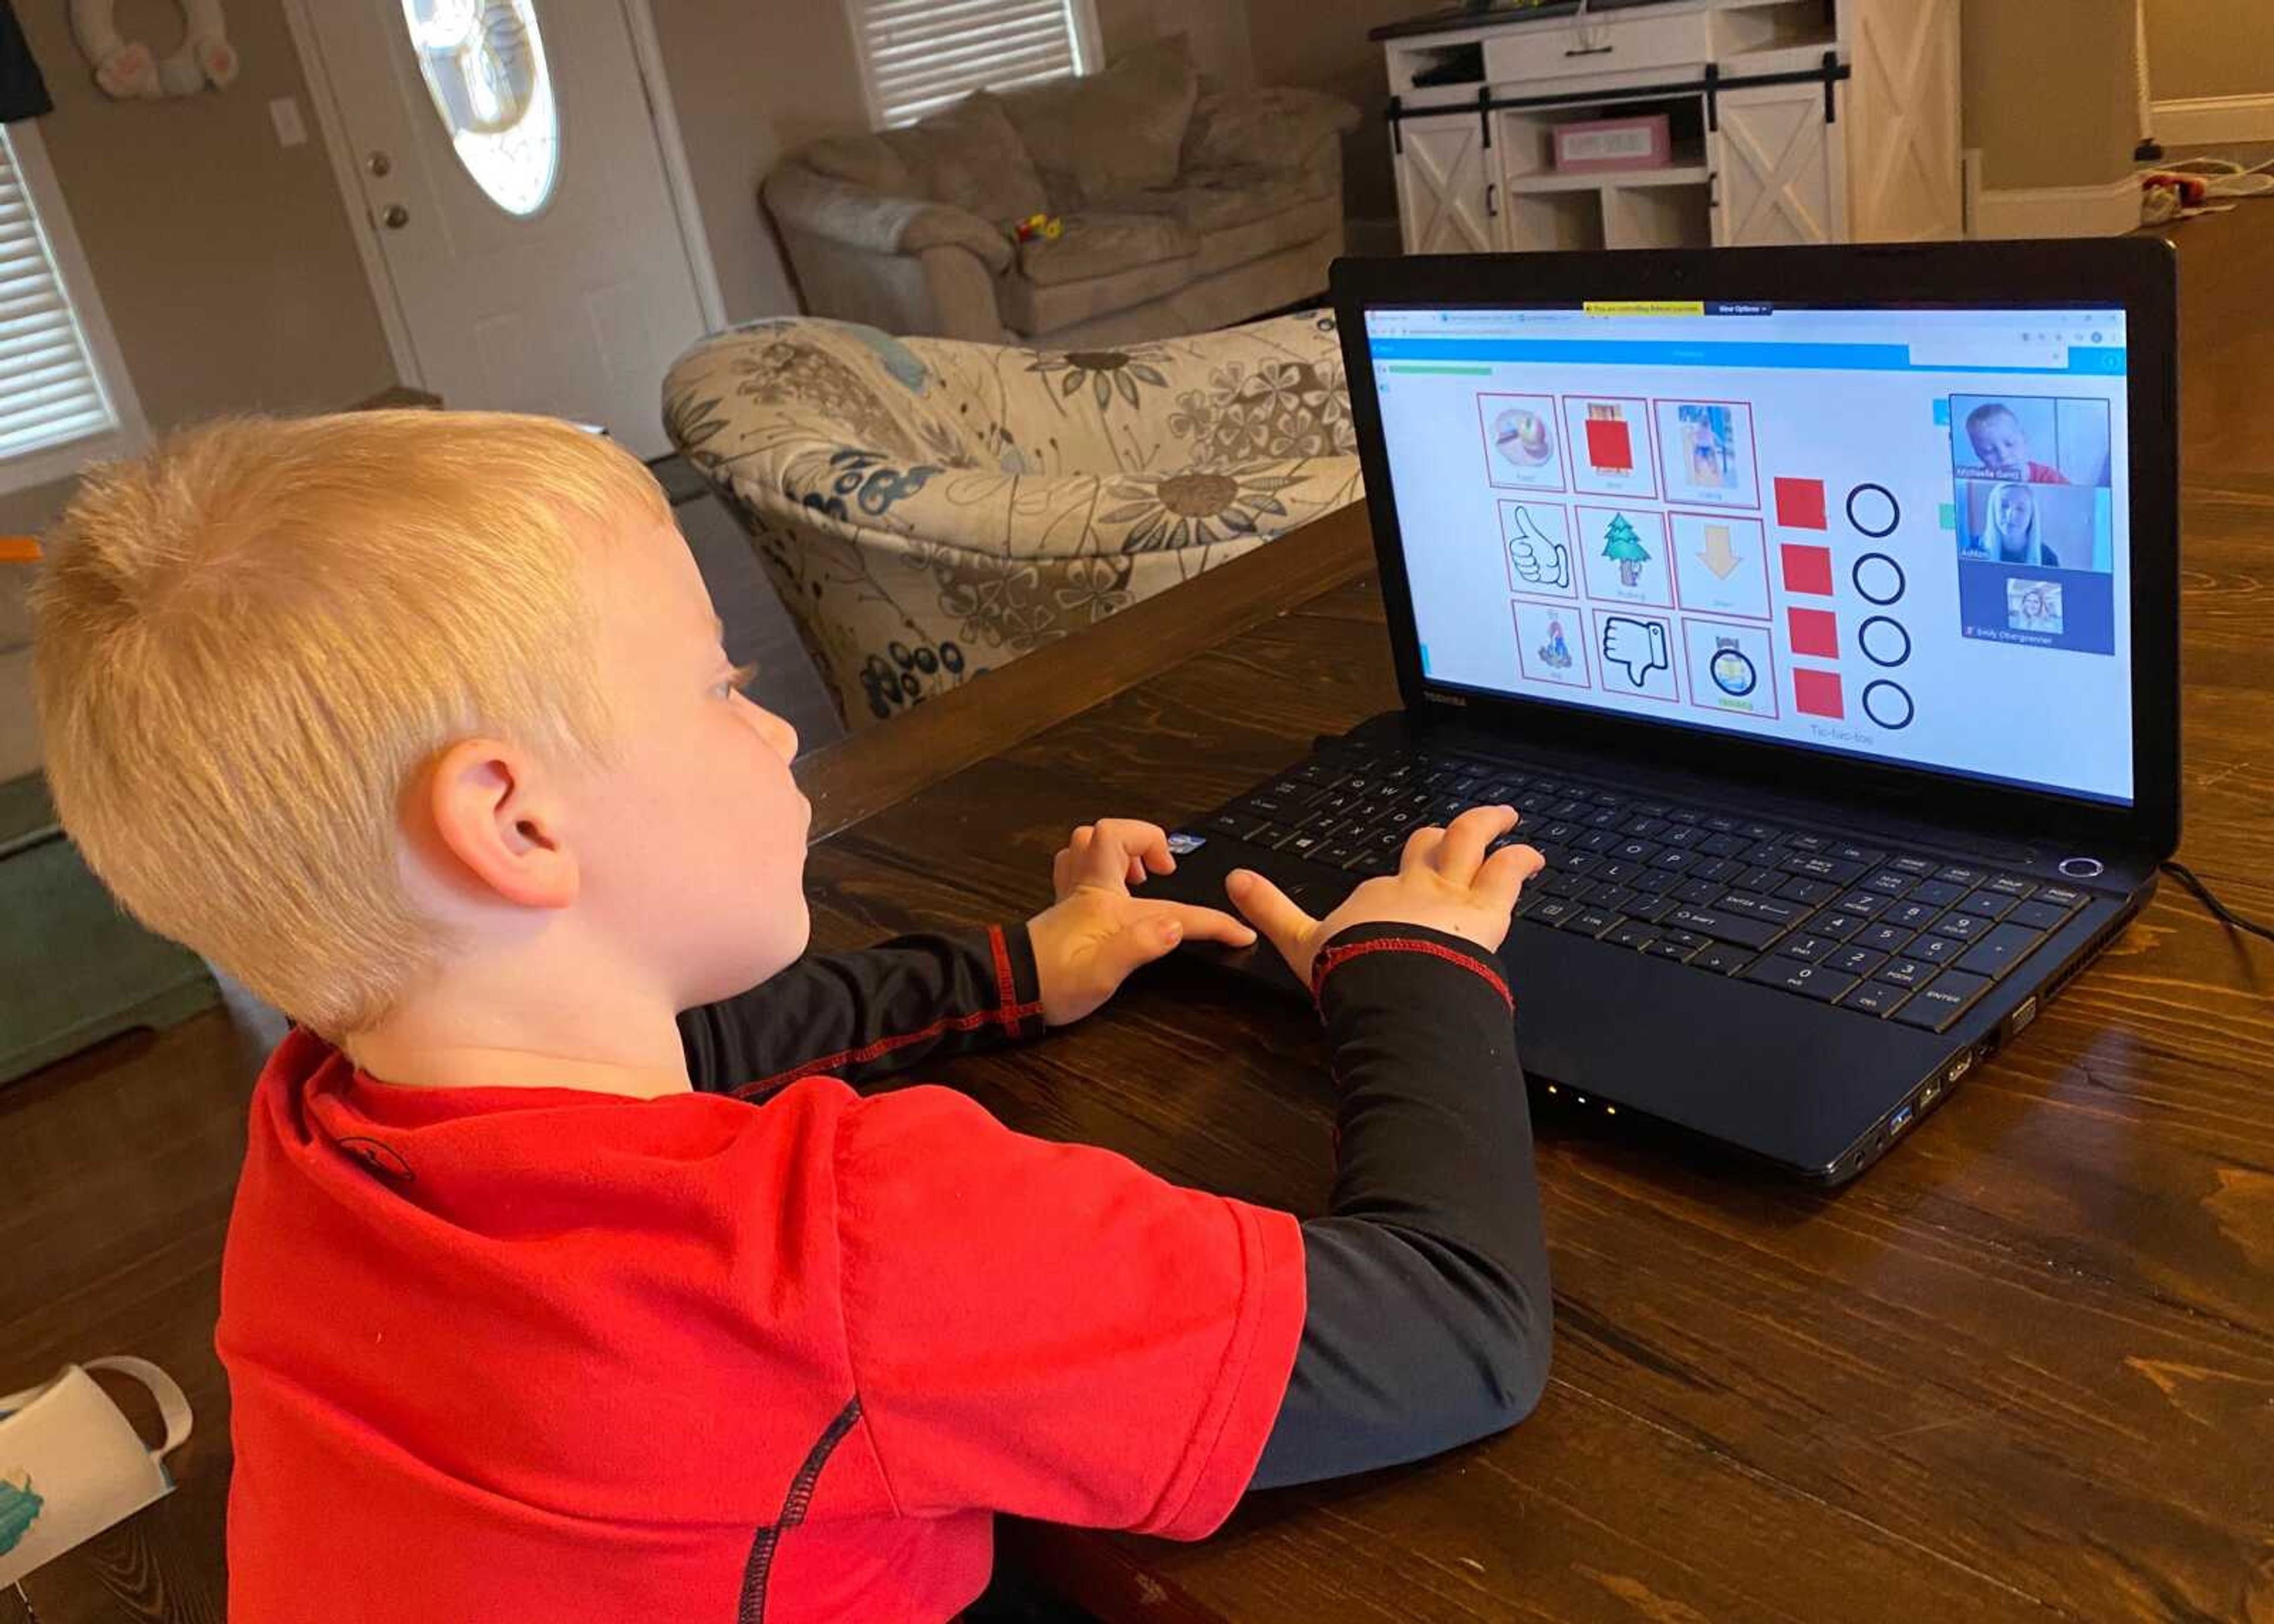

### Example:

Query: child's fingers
xmin=1149 ymin=900 xmax=1258 ymax=947
xmin=1225 ymin=869 xmax=1317 ymax=972
xmin=1089 ymin=818 xmax=1175 ymax=877
xmin=1433 ymin=805 xmax=1519 ymax=882
xmin=1400 ymin=824 xmax=1446 ymax=870
xmin=1475 ymin=841 xmax=1547 ymax=912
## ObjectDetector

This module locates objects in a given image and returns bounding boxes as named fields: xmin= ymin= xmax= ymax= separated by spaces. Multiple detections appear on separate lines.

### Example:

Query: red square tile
xmin=1774 ymin=477 xmax=1828 ymax=530
xmin=1793 ymin=667 xmax=1845 ymax=718
xmin=1585 ymin=416 xmax=1634 ymax=471
xmin=1787 ymin=606 xmax=1839 ymax=658
xmin=1781 ymin=543 xmax=1835 ymax=596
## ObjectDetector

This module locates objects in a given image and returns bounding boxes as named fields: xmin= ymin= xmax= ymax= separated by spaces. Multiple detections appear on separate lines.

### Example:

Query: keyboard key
xmin=1881 ymin=900 xmax=1941 ymax=932
xmin=1205 ymin=811 xmax=1271 ymax=840
xmin=1740 ymin=822 xmax=1784 ymax=842
xmin=1700 ymin=832 xmax=1752 ymax=858
xmin=1630 ymin=869 xmax=1678 ymax=895
xmin=1839 ymin=980 xmax=1912 ymax=1017
xmin=1674 ymin=877 xmax=1724 ymax=906
xmin=1829 ymin=945 xmax=1889 ymax=977
xmin=1589 ymin=885 xmax=1639 ymax=915
xmin=1624 ymin=895 xmax=1679 ymax=924
xmin=2009 ymin=898 xmax=2075 ymax=931
xmin=1861 ymin=869 xmax=1917 ymax=896
xmin=1907 ymin=879 xmax=1968 ymax=907
xmin=1787 ymin=833 xmax=1828 ymax=851
xmin=1692 ymin=943 xmax=1753 ymax=975
xmin=1810 ymin=911 xmax=1868 ymax=942
xmin=1912 ymin=933 xmax=1965 ymax=964
xmin=1643 ymin=933 xmax=1707 ymax=961
xmin=1721 ymin=891 xmax=1810 ymax=925
xmin=1932 ymin=911 xmax=1990 ymax=941
xmin=1527 ymin=897 xmax=1581 ymax=927
xmin=1666 ymin=905 xmax=1788 ymax=948
xmin=1856 ymin=923 xmax=1916 ymax=954
xmin=1539 ymin=872 xmax=1594 ymax=899
xmin=1650 ymin=848 xmax=1700 ymax=873
xmin=1576 ymin=828 xmax=1623 ymax=853
xmin=1833 ymin=891 xmax=1890 ymax=919
xmin=1606 ymin=921 xmax=1658 ymax=950
xmin=1985 ymin=874 xmax=2037 ymax=898
xmin=1955 ymin=890 xmax=2016 ymax=920
xmin=1742 ymin=959 xmax=1861 ymax=1002
xmin=1778 ymin=875 xmax=1841 ymax=905
xmin=1875 ymin=957 xmax=1933 ymax=988
xmin=1614 ymin=840 xmax=1660 ymax=863
xmin=1280 ymin=831 xmax=1329 ymax=860
xmin=1892 ymin=970 xmax=1993 ymax=1031
xmin=1736 ymin=864 xmax=1786 ymax=894
xmin=1317 ymin=840 xmax=1363 ymax=869
xmin=1623 ymin=815 xmax=1668 ymax=837
xmin=1782 ymin=852 xmax=1867 ymax=883
xmin=2035 ymin=883 xmax=2088 ymax=909
xmin=1660 ymin=824 xmax=1706 ymax=849
xmin=1935 ymin=865 xmax=1986 ymax=887
xmin=1778 ymin=933 xmax=1838 ymax=962
xmin=1688 ymin=856 xmax=1740 ymax=884
xmin=1888 ymin=855 xmax=1939 ymax=877
xmin=1829 ymin=842 xmax=1886 ymax=866
xmin=1954 ymin=922 xmax=2047 ymax=979
xmin=1566 ymin=906 xmax=1624 ymax=937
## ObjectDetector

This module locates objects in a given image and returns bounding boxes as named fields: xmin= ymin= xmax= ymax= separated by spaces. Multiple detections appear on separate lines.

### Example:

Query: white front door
xmin=300 ymin=0 xmax=709 ymax=458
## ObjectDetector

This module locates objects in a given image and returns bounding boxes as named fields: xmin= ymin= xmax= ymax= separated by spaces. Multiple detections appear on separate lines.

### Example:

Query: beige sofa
xmin=764 ymin=41 xmax=1359 ymax=349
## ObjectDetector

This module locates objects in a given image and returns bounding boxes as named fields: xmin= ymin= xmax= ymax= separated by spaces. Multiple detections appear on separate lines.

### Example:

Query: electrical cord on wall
xmin=2160 ymin=860 xmax=2274 ymax=947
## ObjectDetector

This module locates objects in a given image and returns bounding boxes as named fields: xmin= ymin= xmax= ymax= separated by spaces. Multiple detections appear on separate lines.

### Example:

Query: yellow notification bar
xmin=1582 ymin=300 xmax=1706 ymax=317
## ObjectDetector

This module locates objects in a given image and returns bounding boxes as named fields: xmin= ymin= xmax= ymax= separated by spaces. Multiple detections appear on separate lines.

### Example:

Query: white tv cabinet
xmin=1376 ymin=0 xmax=1960 ymax=253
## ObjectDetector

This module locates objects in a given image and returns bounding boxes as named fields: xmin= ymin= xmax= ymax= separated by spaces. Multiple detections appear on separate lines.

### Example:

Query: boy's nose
xmin=758 ymin=708 xmax=798 ymax=763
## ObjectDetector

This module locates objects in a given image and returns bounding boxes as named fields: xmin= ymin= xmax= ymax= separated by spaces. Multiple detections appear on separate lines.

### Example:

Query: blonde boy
xmin=36 ymin=412 xmax=1552 ymax=1622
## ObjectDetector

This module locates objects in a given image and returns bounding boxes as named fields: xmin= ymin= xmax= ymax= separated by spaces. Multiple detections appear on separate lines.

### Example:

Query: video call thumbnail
xmin=1948 ymin=393 xmax=2116 ymax=655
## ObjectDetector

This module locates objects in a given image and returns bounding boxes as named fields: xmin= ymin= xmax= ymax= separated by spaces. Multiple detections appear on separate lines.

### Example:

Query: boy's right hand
xmin=1226 ymin=805 xmax=1543 ymax=985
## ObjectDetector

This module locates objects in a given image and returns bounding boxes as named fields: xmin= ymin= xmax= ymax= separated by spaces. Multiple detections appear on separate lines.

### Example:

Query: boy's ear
xmin=421 ymin=738 xmax=580 ymax=910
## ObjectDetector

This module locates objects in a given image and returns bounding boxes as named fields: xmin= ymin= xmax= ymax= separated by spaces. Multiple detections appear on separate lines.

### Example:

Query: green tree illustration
xmin=1601 ymin=512 xmax=1651 ymax=587
xmin=0 ymin=1474 xmax=43 ymax=1555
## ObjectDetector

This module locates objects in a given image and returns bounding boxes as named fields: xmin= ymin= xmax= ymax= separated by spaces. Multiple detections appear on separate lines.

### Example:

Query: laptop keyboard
xmin=1190 ymin=746 xmax=2090 ymax=1034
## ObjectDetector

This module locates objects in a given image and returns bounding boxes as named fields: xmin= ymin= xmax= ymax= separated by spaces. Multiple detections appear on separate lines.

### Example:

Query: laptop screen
xmin=1361 ymin=302 xmax=2135 ymax=806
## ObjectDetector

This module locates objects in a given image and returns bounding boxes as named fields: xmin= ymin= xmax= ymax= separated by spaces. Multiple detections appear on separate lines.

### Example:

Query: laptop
xmin=1149 ymin=240 xmax=2179 ymax=1185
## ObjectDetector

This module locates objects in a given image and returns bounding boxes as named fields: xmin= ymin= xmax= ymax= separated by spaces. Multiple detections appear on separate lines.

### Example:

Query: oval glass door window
xmin=400 ymin=0 xmax=560 ymax=217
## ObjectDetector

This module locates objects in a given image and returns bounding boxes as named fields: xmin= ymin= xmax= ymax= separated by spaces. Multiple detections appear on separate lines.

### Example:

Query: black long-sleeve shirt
xmin=678 ymin=921 xmax=1552 ymax=1489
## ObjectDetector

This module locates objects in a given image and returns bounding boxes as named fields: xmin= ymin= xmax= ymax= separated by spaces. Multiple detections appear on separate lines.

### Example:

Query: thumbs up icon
xmin=1507 ymin=505 xmax=1570 ymax=591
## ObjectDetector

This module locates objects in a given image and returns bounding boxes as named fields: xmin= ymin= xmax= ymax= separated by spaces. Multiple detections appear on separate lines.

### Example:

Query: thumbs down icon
xmin=1601 ymin=616 xmax=1670 ymax=689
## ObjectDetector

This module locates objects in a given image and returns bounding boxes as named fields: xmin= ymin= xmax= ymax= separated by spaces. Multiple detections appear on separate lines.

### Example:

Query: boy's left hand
xmin=1028 ymin=819 xmax=1257 ymax=1026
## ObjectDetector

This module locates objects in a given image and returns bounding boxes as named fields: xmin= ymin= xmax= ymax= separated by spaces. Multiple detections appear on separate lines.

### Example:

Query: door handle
xmin=1563 ymin=44 xmax=1613 ymax=56
xmin=1486 ymin=181 xmax=1498 ymax=218
xmin=367 ymin=150 xmax=392 ymax=178
xmin=381 ymin=203 xmax=410 ymax=230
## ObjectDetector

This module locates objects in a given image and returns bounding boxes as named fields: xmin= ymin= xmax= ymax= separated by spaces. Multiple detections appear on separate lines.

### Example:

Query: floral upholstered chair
xmin=661 ymin=311 xmax=1362 ymax=727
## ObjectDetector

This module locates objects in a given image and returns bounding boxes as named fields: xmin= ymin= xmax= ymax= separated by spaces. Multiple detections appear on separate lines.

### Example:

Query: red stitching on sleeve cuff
xmin=1309 ymin=937 xmax=1513 ymax=1011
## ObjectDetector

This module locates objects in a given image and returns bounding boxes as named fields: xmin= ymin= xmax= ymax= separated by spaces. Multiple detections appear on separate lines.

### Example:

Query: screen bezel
xmin=1332 ymin=240 xmax=2180 ymax=857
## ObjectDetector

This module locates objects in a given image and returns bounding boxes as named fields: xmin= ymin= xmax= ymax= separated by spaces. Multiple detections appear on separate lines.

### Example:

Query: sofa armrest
xmin=1183 ymin=86 xmax=1362 ymax=176
xmin=763 ymin=163 xmax=1013 ymax=274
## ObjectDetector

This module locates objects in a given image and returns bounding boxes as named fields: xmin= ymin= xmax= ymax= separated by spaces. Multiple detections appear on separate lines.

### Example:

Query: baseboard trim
xmin=2150 ymin=93 xmax=2274 ymax=149
xmin=1970 ymin=175 xmax=2141 ymax=241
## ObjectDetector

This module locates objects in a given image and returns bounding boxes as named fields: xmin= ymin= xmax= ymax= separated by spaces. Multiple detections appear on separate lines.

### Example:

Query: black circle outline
xmin=1857 ymin=615 xmax=1911 ymax=668
xmin=1708 ymin=645 xmax=1758 ymax=697
xmin=1852 ymin=552 xmax=1906 ymax=605
xmin=1861 ymin=679 xmax=1915 ymax=731
xmin=1845 ymin=482 xmax=1900 ymax=538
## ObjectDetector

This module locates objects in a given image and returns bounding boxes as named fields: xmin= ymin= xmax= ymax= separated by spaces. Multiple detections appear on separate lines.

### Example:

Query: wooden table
xmin=8 ymin=210 xmax=2274 ymax=1620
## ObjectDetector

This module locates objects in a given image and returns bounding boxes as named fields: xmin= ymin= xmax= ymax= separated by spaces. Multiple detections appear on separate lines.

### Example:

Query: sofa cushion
xmin=1191 ymin=194 xmax=1342 ymax=279
xmin=1000 ymin=243 xmax=1198 ymax=338
xmin=999 ymin=37 xmax=1200 ymax=212
xmin=1015 ymin=210 xmax=1196 ymax=287
xmin=800 ymin=133 xmax=912 ymax=197
xmin=1125 ymin=162 xmax=1329 ymax=234
xmin=881 ymin=92 xmax=1048 ymax=223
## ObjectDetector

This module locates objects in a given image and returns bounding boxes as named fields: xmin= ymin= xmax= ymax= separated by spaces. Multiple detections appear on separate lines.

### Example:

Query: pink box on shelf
xmin=1552 ymin=114 xmax=1673 ymax=173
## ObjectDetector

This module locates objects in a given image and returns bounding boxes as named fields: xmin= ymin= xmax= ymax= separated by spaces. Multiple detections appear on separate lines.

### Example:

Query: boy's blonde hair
xmin=33 ymin=410 xmax=669 ymax=1037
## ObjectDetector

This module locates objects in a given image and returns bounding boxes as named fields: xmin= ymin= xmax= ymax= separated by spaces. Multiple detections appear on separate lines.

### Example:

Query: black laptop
xmin=1151 ymin=240 xmax=2179 ymax=1185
